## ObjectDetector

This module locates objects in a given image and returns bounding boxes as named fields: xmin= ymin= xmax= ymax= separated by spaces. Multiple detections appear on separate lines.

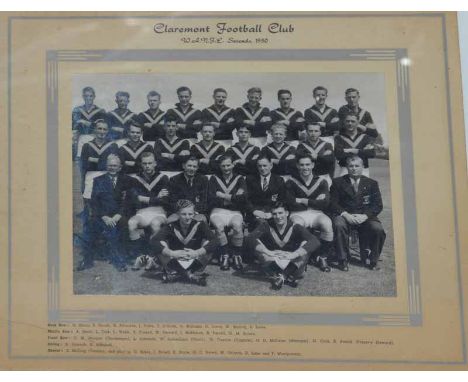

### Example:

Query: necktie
xmin=352 ymin=179 xmax=359 ymax=194
xmin=262 ymin=176 xmax=268 ymax=191
xmin=110 ymin=175 xmax=117 ymax=188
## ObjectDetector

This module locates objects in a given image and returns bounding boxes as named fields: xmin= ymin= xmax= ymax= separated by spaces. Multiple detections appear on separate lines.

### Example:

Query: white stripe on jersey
xmin=174 ymin=222 xmax=200 ymax=245
xmin=269 ymin=225 xmax=294 ymax=248
xmin=213 ymin=175 xmax=242 ymax=195
xmin=121 ymin=142 xmax=152 ymax=159
xmin=230 ymin=145 xmax=256 ymax=161
xmin=79 ymin=106 xmax=102 ymax=120
xmin=266 ymin=144 xmax=291 ymax=160
xmin=130 ymin=173 xmax=166 ymax=192
xmin=240 ymin=106 xmax=264 ymax=121
xmin=299 ymin=141 xmax=327 ymax=157
xmin=193 ymin=142 xmax=222 ymax=159
xmin=289 ymin=177 xmax=323 ymax=197
xmin=143 ymin=111 xmax=165 ymax=125
xmin=109 ymin=110 xmax=134 ymax=125
xmin=309 ymin=107 xmax=333 ymax=121
xmin=339 ymin=134 xmax=366 ymax=148
xmin=87 ymin=141 xmax=114 ymax=155
xmin=206 ymin=107 xmax=232 ymax=121
xmin=171 ymin=108 xmax=197 ymax=122
xmin=159 ymin=138 xmax=186 ymax=153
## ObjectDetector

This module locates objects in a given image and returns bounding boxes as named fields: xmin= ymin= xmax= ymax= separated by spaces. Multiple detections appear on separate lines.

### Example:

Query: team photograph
xmin=72 ymin=72 xmax=395 ymax=297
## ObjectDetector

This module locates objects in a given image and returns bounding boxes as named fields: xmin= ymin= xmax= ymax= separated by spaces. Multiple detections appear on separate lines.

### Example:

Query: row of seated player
xmin=78 ymin=113 xmax=377 ymax=198
xmin=72 ymin=86 xmax=380 ymax=146
xmin=76 ymin=151 xmax=386 ymax=290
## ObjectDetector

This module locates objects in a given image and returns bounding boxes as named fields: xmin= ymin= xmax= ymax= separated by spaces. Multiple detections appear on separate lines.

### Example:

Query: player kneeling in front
xmin=208 ymin=154 xmax=247 ymax=271
xmin=286 ymin=153 xmax=334 ymax=272
xmin=246 ymin=202 xmax=320 ymax=290
xmin=151 ymin=200 xmax=219 ymax=286
xmin=127 ymin=152 xmax=170 ymax=271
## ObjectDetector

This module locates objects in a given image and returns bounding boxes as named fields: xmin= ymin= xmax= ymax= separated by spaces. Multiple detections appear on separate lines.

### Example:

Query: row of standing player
xmin=72 ymin=85 xmax=380 ymax=143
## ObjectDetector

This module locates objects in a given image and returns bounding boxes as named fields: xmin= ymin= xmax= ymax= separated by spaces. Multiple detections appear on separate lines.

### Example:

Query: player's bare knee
xmin=291 ymin=216 xmax=305 ymax=226
xmin=318 ymin=216 xmax=333 ymax=233
xmin=231 ymin=222 xmax=243 ymax=234
xmin=213 ymin=222 xmax=225 ymax=234
xmin=150 ymin=219 xmax=163 ymax=233
xmin=128 ymin=217 xmax=139 ymax=232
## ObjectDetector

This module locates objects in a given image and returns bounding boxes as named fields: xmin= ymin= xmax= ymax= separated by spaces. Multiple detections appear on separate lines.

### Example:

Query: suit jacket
xmin=329 ymin=175 xmax=383 ymax=220
xmin=245 ymin=173 xmax=286 ymax=214
xmin=91 ymin=172 xmax=134 ymax=219
xmin=168 ymin=173 xmax=209 ymax=215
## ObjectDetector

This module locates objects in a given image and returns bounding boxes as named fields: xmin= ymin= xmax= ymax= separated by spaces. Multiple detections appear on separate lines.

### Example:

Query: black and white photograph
xmin=72 ymin=72 xmax=394 ymax=296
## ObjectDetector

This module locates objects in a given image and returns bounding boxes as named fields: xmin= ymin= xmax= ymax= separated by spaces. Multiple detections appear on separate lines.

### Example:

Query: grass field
xmin=73 ymin=159 xmax=395 ymax=297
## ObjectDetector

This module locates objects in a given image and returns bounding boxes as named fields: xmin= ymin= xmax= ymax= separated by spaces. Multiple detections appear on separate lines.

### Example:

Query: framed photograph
xmin=0 ymin=11 xmax=467 ymax=370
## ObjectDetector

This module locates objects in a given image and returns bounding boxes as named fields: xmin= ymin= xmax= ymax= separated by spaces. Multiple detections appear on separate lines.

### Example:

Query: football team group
xmin=73 ymin=85 xmax=388 ymax=290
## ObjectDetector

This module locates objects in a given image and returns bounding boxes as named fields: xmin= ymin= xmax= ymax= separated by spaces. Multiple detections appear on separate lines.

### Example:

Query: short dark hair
xmin=218 ymin=154 xmax=234 ymax=165
xmin=177 ymin=86 xmax=192 ymax=95
xmin=140 ymin=151 xmax=156 ymax=161
xmin=277 ymin=89 xmax=291 ymax=98
xmin=313 ymin=86 xmax=328 ymax=96
xmin=82 ymin=86 xmax=95 ymax=96
xmin=147 ymin=90 xmax=161 ymax=98
xmin=247 ymin=87 xmax=262 ymax=95
xmin=295 ymin=152 xmax=314 ymax=164
xmin=344 ymin=111 xmax=358 ymax=120
xmin=115 ymin=91 xmax=130 ymax=99
xmin=213 ymin=88 xmax=227 ymax=95
xmin=164 ymin=115 xmax=178 ymax=124
xmin=345 ymin=88 xmax=359 ymax=96
xmin=256 ymin=153 xmax=272 ymax=163
xmin=306 ymin=123 xmax=322 ymax=131
xmin=271 ymin=201 xmax=288 ymax=212
xmin=129 ymin=120 xmax=142 ymax=129
xmin=237 ymin=125 xmax=253 ymax=133
xmin=183 ymin=155 xmax=199 ymax=164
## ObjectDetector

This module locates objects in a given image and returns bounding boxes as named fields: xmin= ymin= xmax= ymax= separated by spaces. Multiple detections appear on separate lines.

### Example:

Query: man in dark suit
xmin=77 ymin=154 xmax=133 ymax=272
xmin=245 ymin=154 xmax=287 ymax=229
xmin=167 ymin=156 xmax=209 ymax=223
xmin=329 ymin=155 xmax=386 ymax=271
